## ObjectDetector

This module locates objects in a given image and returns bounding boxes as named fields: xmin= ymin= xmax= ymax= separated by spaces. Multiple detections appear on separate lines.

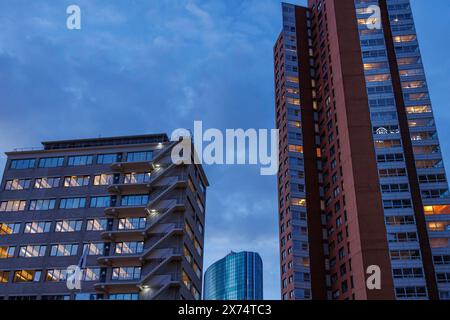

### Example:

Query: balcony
xmin=97 ymin=253 xmax=143 ymax=267
xmin=94 ymin=280 xmax=141 ymax=293
xmin=104 ymin=205 xmax=148 ymax=218
xmin=101 ymin=201 xmax=185 ymax=241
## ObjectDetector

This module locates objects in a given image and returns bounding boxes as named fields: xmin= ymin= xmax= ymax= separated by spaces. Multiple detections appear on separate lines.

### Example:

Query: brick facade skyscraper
xmin=274 ymin=0 xmax=450 ymax=300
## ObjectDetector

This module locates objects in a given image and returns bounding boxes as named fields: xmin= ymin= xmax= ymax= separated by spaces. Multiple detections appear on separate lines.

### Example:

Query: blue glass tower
xmin=203 ymin=251 xmax=263 ymax=300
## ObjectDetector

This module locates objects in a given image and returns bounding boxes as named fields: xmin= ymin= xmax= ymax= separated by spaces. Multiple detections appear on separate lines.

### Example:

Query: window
xmin=97 ymin=154 xmax=119 ymax=164
xmin=38 ymin=157 xmax=64 ymax=168
xmin=291 ymin=198 xmax=306 ymax=207
xmin=0 ymin=246 xmax=15 ymax=258
xmin=0 ymin=200 xmax=26 ymax=212
xmin=395 ymin=287 xmax=427 ymax=298
xmin=388 ymin=232 xmax=418 ymax=243
xmin=10 ymin=159 xmax=35 ymax=170
xmin=94 ymin=174 xmax=114 ymax=186
xmin=90 ymin=196 xmax=111 ymax=208
xmin=126 ymin=151 xmax=153 ymax=162
xmin=68 ymin=155 xmax=93 ymax=166
xmin=194 ymin=239 xmax=203 ymax=257
xmin=115 ymin=242 xmax=144 ymax=255
xmin=34 ymin=177 xmax=60 ymax=189
xmin=433 ymin=255 xmax=450 ymax=265
xmin=393 ymin=268 xmax=423 ymax=279
xmin=64 ymin=176 xmax=90 ymax=187
xmin=424 ymin=205 xmax=450 ymax=216
xmin=109 ymin=293 xmax=139 ymax=300
xmin=55 ymin=220 xmax=83 ymax=233
xmin=383 ymin=199 xmax=411 ymax=209
xmin=59 ymin=198 xmax=86 ymax=209
xmin=0 ymin=271 xmax=10 ymax=284
xmin=46 ymin=269 xmax=67 ymax=282
xmin=366 ymin=74 xmax=391 ymax=82
xmin=437 ymin=273 xmax=450 ymax=284
xmin=4 ymin=179 xmax=31 ymax=191
xmin=83 ymin=268 xmax=101 ymax=281
xmin=112 ymin=267 xmax=141 ymax=281
xmin=118 ymin=218 xmax=146 ymax=230
xmin=0 ymin=223 xmax=21 ymax=235
xmin=84 ymin=243 xmax=104 ymax=256
xmin=124 ymin=173 xmax=151 ymax=184
xmin=289 ymin=145 xmax=304 ymax=154
xmin=386 ymin=215 xmax=415 ymax=226
xmin=86 ymin=219 xmax=108 ymax=231
xmin=19 ymin=245 xmax=46 ymax=258
xmin=13 ymin=270 xmax=41 ymax=283
xmin=120 ymin=195 xmax=149 ymax=207
xmin=29 ymin=199 xmax=56 ymax=211
xmin=391 ymin=250 xmax=421 ymax=261
xmin=50 ymin=244 xmax=79 ymax=257
xmin=24 ymin=221 xmax=51 ymax=234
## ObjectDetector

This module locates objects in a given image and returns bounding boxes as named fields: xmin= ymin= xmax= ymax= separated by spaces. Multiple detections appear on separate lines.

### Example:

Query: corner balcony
xmin=104 ymin=205 xmax=148 ymax=218
xmin=94 ymin=279 xmax=141 ymax=293
xmin=107 ymin=163 xmax=177 ymax=195
xmin=97 ymin=253 xmax=143 ymax=267
xmin=110 ymin=141 xmax=178 ymax=173
xmin=101 ymin=201 xmax=185 ymax=241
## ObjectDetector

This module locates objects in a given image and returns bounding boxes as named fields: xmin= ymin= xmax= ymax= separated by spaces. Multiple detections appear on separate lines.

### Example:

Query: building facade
xmin=203 ymin=251 xmax=263 ymax=300
xmin=274 ymin=0 xmax=450 ymax=300
xmin=0 ymin=134 xmax=208 ymax=300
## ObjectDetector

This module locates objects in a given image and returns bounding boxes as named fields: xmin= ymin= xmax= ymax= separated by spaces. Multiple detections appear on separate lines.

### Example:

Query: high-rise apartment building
xmin=0 ymin=134 xmax=208 ymax=300
xmin=274 ymin=0 xmax=450 ymax=300
xmin=203 ymin=251 xmax=263 ymax=300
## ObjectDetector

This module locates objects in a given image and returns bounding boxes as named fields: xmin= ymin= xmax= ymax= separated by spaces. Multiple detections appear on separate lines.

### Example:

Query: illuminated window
xmin=0 ymin=271 xmax=10 ymax=284
xmin=288 ymin=121 xmax=301 ymax=128
xmin=364 ymin=62 xmax=389 ymax=70
xmin=393 ymin=35 xmax=416 ymax=43
xmin=64 ymin=176 xmax=90 ymax=187
xmin=375 ymin=140 xmax=402 ymax=149
xmin=86 ymin=219 xmax=108 ymax=231
xmin=424 ymin=205 xmax=450 ymax=216
xmin=428 ymin=222 xmax=450 ymax=232
xmin=286 ymin=76 xmax=299 ymax=84
xmin=0 ymin=200 xmax=26 ymax=212
xmin=366 ymin=74 xmax=391 ymax=82
xmin=124 ymin=173 xmax=151 ymax=184
xmin=402 ymin=81 xmax=426 ymax=89
xmin=287 ymin=98 xmax=301 ymax=105
xmin=289 ymin=145 xmax=304 ymax=154
xmin=46 ymin=269 xmax=67 ymax=282
xmin=13 ymin=270 xmax=41 ymax=283
xmin=0 ymin=223 xmax=21 ymax=235
xmin=0 ymin=246 xmax=15 ymax=259
xmin=34 ymin=177 xmax=60 ymax=189
xmin=115 ymin=242 xmax=144 ymax=255
xmin=111 ymin=267 xmax=141 ymax=281
xmin=4 ymin=179 xmax=31 ymax=191
xmin=94 ymin=174 xmax=114 ymax=186
xmin=406 ymin=105 xmax=431 ymax=114
xmin=118 ymin=218 xmax=146 ymax=230
xmin=291 ymin=198 xmax=306 ymax=207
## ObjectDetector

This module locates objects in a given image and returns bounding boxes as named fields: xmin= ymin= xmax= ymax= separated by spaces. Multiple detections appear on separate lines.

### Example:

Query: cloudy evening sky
xmin=0 ymin=0 xmax=449 ymax=299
